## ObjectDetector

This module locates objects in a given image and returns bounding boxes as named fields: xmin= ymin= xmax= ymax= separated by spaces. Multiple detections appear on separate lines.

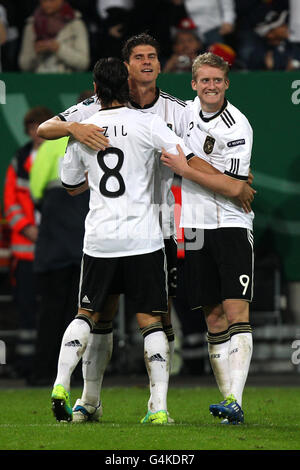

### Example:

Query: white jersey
xmin=60 ymin=106 xmax=192 ymax=258
xmin=181 ymin=96 xmax=254 ymax=230
xmin=58 ymin=90 xmax=188 ymax=237
xmin=128 ymin=90 xmax=188 ymax=237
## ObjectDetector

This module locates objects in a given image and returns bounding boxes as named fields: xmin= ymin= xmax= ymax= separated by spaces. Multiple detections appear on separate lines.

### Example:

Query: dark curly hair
xmin=93 ymin=57 xmax=129 ymax=107
xmin=122 ymin=32 xmax=160 ymax=63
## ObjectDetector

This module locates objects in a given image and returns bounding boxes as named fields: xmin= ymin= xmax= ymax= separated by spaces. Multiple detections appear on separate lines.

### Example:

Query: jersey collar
xmin=129 ymin=87 xmax=160 ymax=109
xmin=99 ymin=105 xmax=126 ymax=111
xmin=199 ymin=98 xmax=228 ymax=122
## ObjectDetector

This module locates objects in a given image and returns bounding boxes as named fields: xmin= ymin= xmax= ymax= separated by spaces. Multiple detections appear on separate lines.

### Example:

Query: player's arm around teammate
xmin=161 ymin=144 xmax=256 ymax=213
xmin=37 ymin=114 xmax=109 ymax=150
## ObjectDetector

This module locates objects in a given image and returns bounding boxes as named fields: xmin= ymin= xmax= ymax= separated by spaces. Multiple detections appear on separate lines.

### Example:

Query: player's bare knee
xmin=222 ymin=299 xmax=249 ymax=325
xmin=140 ymin=319 xmax=164 ymax=339
xmin=204 ymin=304 xmax=227 ymax=332
xmin=76 ymin=308 xmax=101 ymax=325
xmin=136 ymin=312 xmax=162 ymax=329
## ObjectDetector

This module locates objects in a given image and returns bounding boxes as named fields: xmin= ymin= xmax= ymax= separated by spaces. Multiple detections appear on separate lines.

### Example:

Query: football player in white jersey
xmin=38 ymin=33 xmax=191 ymax=424
xmin=51 ymin=57 xmax=199 ymax=424
xmin=39 ymin=35 xmax=252 ymax=424
xmin=161 ymin=52 xmax=255 ymax=425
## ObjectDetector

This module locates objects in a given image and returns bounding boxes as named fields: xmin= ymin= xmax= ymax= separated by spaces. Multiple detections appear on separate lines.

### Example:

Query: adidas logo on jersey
xmin=82 ymin=295 xmax=90 ymax=303
xmin=65 ymin=339 xmax=82 ymax=347
xmin=149 ymin=353 xmax=166 ymax=362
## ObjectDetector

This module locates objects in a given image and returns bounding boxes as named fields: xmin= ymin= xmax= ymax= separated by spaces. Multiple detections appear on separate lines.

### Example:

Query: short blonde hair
xmin=192 ymin=52 xmax=229 ymax=81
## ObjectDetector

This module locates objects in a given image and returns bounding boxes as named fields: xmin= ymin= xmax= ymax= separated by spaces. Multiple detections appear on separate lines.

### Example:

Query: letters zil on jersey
xmin=102 ymin=125 xmax=127 ymax=137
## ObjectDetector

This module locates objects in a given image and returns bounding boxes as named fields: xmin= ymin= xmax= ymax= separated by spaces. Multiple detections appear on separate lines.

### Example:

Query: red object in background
xmin=0 ymin=205 xmax=11 ymax=272
xmin=3 ymin=150 xmax=36 ymax=262
xmin=171 ymin=183 xmax=185 ymax=259
xmin=208 ymin=43 xmax=236 ymax=66
xmin=177 ymin=17 xmax=197 ymax=31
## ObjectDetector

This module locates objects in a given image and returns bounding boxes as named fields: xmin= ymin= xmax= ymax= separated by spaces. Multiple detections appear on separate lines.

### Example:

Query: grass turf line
xmin=0 ymin=387 xmax=299 ymax=450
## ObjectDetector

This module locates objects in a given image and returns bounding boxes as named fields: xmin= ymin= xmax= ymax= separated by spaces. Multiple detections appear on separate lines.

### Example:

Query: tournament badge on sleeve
xmin=203 ymin=135 xmax=215 ymax=154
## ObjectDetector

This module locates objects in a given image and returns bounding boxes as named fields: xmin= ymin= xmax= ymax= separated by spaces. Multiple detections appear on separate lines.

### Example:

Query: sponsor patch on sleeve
xmin=227 ymin=139 xmax=245 ymax=147
xmin=83 ymin=97 xmax=95 ymax=106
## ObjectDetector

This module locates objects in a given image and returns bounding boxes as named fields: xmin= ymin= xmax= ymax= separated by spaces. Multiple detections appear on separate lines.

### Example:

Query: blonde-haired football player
xmin=162 ymin=52 xmax=255 ymax=424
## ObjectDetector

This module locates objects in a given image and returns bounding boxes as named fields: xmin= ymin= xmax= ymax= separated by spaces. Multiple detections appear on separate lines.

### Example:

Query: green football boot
xmin=51 ymin=384 xmax=73 ymax=422
xmin=140 ymin=410 xmax=168 ymax=424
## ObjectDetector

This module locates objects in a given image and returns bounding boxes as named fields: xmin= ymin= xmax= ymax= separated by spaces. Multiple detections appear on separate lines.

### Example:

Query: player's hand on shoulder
xmin=161 ymin=145 xmax=189 ymax=177
xmin=69 ymin=122 xmax=110 ymax=151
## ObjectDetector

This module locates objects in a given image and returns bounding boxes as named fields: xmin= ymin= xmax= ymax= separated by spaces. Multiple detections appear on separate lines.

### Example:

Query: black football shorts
xmin=180 ymin=227 xmax=254 ymax=309
xmin=79 ymin=249 xmax=168 ymax=315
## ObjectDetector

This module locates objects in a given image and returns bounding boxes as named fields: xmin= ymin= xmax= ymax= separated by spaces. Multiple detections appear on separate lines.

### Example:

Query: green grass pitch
xmin=0 ymin=386 xmax=299 ymax=450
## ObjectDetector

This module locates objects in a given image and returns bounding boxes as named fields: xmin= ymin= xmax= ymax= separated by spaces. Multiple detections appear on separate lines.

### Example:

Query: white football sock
xmin=54 ymin=318 xmax=91 ymax=391
xmin=148 ymin=337 xmax=174 ymax=412
xmin=228 ymin=332 xmax=253 ymax=407
xmin=208 ymin=339 xmax=231 ymax=399
xmin=144 ymin=330 xmax=169 ymax=413
xmin=81 ymin=332 xmax=113 ymax=406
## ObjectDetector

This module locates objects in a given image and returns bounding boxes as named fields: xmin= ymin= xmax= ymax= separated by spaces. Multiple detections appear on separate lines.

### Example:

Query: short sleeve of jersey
xmin=58 ymin=96 xmax=100 ymax=123
xmin=176 ymin=102 xmax=192 ymax=139
xmin=60 ymin=141 xmax=86 ymax=189
xmin=150 ymin=115 xmax=193 ymax=158
xmin=223 ymin=118 xmax=253 ymax=181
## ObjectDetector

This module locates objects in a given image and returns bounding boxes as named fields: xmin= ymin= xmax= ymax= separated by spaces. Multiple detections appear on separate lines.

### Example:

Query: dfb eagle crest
xmin=203 ymin=136 xmax=215 ymax=154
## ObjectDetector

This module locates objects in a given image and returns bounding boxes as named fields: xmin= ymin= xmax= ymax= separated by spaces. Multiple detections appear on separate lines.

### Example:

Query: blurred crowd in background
xmin=0 ymin=0 xmax=299 ymax=74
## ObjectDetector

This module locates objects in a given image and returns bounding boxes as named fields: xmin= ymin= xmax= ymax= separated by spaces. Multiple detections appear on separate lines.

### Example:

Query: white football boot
xmin=72 ymin=398 xmax=103 ymax=423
